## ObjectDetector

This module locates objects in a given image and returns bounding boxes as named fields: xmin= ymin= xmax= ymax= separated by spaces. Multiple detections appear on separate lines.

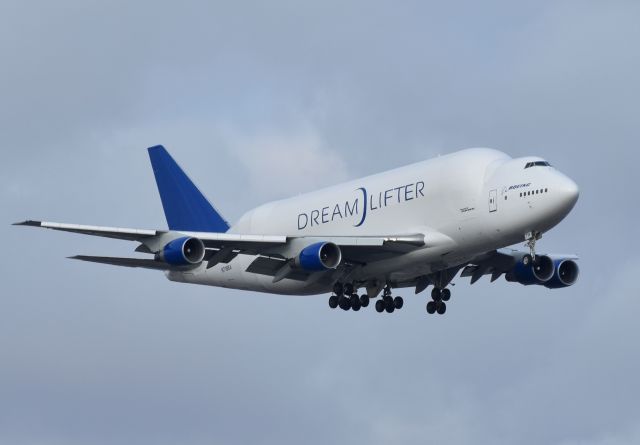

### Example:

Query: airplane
xmin=14 ymin=145 xmax=580 ymax=315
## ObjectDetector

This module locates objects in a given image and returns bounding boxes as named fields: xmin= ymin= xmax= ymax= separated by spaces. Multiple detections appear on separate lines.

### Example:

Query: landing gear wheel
xmin=328 ymin=295 xmax=338 ymax=309
xmin=385 ymin=298 xmax=395 ymax=312
xmin=360 ymin=294 xmax=370 ymax=307
xmin=375 ymin=299 xmax=385 ymax=313
xmin=436 ymin=301 xmax=447 ymax=315
xmin=431 ymin=288 xmax=442 ymax=301
xmin=441 ymin=289 xmax=451 ymax=302
xmin=394 ymin=296 xmax=404 ymax=309
xmin=333 ymin=282 xmax=344 ymax=296
xmin=343 ymin=283 xmax=354 ymax=295
xmin=339 ymin=296 xmax=350 ymax=311
xmin=351 ymin=299 xmax=361 ymax=311
xmin=426 ymin=301 xmax=436 ymax=314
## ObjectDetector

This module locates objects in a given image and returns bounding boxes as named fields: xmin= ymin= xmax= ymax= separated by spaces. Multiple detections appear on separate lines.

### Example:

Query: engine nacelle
xmin=295 ymin=242 xmax=342 ymax=271
xmin=158 ymin=236 xmax=205 ymax=266
xmin=544 ymin=258 xmax=580 ymax=289
xmin=505 ymin=254 xmax=555 ymax=286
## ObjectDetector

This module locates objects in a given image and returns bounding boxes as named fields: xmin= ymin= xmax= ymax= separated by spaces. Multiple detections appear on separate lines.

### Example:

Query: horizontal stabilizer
xmin=69 ymin=255 xmax=172 ymax=270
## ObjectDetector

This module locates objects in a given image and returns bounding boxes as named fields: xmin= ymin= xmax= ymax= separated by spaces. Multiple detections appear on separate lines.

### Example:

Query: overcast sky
xmin=1 ymin=1 xmax=639 ymax=444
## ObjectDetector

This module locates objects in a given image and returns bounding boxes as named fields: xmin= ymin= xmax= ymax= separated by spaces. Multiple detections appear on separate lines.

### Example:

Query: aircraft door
xmin=489 ymin=189 xmax=497 ymax=212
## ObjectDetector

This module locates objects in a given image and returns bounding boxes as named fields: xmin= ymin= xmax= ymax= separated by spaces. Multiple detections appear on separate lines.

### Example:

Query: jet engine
xmin=544 ymin=258 xmax=580 ymax=289
xmin=505 ymin=254 xmax=555 ymax=286
xmin=294 ymin=242 xmax=342 ymax=271
xmin=157 ymin=236 xmax=205 ymax=266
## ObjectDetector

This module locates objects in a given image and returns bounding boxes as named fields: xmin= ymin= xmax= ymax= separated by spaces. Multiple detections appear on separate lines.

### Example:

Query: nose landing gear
xmin=525 ymin=231 xmax=542 ymax=260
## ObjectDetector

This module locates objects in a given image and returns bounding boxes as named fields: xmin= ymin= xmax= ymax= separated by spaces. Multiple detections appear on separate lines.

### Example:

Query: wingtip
xmin=12 ymin=220 xmax=42 ymax=227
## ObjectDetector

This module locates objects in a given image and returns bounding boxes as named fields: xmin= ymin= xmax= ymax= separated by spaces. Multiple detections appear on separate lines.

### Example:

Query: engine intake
xmin=506 ymin=254 xmax=554 ymax=285
xmin=295 ymin=242 xmax=342 ymax=271
xmin=545 ymin=259 xmax=579 ymax=289
xmin=158 ymin=236 xmax=205 ymax=266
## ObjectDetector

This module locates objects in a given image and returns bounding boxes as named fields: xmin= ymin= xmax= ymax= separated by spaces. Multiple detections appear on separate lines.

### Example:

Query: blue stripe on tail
xmin=148 ymin=145 xmax=230 ymax=233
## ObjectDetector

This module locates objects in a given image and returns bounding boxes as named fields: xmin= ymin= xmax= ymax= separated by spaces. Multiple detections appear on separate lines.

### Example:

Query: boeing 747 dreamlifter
xmin=15 ymin=146 xmax=579 ymax=315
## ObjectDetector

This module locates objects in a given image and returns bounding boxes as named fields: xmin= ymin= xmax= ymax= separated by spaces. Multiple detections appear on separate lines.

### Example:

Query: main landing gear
xmin=329 ymin=282 xmax=453 ymax=316
xmin=328 ymin=282 xmax=370 ymax=311
xmin=374 ymin=286 xmax=404 ymax=314
xmin=328 ymin=283 xmax=403 ymax=314
xmin=425 ymin=287 xmax=450 ymax=315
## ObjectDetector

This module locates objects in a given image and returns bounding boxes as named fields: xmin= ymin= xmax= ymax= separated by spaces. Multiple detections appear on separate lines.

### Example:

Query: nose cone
xmin=558 ymin=176 xmax=580 ymax=212
xmin=549 ymin=174 xmax=579 ymax=224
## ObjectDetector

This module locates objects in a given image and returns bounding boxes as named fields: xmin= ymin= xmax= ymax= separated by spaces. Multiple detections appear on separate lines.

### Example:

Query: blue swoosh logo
xmin=354 ymin=187 xmax=367 ymax=227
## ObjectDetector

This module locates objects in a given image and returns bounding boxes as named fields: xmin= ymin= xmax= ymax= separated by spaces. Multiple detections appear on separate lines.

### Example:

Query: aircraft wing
xmin=13 ymin=220 xmax=159 ymax=240
xmin=68 ymin=255 xmax=174 ymax=270
xmin=459 ymin=249 xmax=580 ymax=284
xmin=14 ymin=220 xmax=438 ymax=269
xmin=459 ymin=250 xmax=519 ymax=284
xmin=13 ymin=220 xmax=288 ymax=253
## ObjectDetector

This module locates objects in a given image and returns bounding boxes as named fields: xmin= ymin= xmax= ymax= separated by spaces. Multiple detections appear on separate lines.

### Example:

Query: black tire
xmin=385 ymin=299 xmax=395 ymax=313
xmin=339 ymin=296 xmax=350 ymax=310
xmin=333 ymin=282 xmax=344 ymax=296
xmin=360 ymin=294 xmax=370 ymax=307
xmin=344 ymin=283 xmax=354 ymax=295
xmin=441 ymin=288 xmax=451 ymax=302
xmin=352 ymin=301 xmax=361 ymax=311
xmin=394 ymin=296 xmax=404 ymax=309
xmin=436 ymin=301 xmax=447 ymax=315
xmin=426 ymin=301 xmax=436 ymax=314
xmin=329 ymin=295 xmax=338 ymax=309
xmin=431 ymin=288 xmax=442 ymax=301
xmin=375 ymin=299 xmax=385 ymax=313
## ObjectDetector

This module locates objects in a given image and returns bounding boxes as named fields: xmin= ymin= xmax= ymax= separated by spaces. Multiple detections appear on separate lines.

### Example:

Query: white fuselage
xmin=167 ymin=148 xmax=579 ymax=295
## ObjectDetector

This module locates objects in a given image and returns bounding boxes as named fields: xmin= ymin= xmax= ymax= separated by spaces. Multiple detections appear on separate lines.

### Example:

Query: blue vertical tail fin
xmin=148 ymin=145 xmax=230 ymax=233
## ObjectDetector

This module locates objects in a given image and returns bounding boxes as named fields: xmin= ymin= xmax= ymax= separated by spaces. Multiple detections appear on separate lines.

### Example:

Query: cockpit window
xmin=524 ymin=161 xmax=551 ymax=169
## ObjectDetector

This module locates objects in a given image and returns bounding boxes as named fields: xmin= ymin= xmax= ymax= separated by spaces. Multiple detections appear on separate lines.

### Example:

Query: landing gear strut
xmin=525 ymin=231 xmax=542 ymax=261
